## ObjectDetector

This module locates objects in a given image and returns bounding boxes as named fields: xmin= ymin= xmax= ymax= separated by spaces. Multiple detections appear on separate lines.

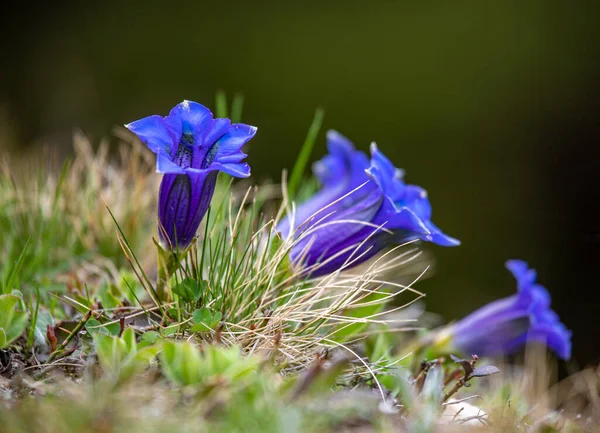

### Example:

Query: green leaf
xmin=106 ymin=322 xmax=122 ymax=336
xmin=85 ymin=319 xmax=110 ymax=336
xmin=191 ymin=307 xmax=221 ymax=332
xmin=135 ymin=345 xmax=160 ymax=363
xmin=98 ymin=283 xmax=122 ymax=310
xmin=172 ymin=278 xmax=203 ymax=303
xmin=162 ymin=325 xmax=179 ymax=337
xmin=192 ymin=307 xmax=212 ymax=324
xmin=161 ymin=341 xmax=203 ymax=386
xmin=121 ymin=328 xmax=137 ymax=353
xmin=422 ymin=365 xmax=443 ymax=406
xmin=94 ymin=333 xmax=118 ymax=370
xmin=365 ymin=330 xmax=393 ymax=364
xmin=330 ymin=290 xmax=387 ymax=343
xmin=93 ymin=329 xmax=157 ymax=383
xmin=141 ymin=331 xmax=160 ymax=344
xmin=33 ymin=310 xmax=53 ymax=349
xmin=0 ymin=294 xmax=29 ymax=348
xmin=211 ymin=311 xmax=222 ymax=327
xmin=189 ymin=323 xmax=211 ymax=332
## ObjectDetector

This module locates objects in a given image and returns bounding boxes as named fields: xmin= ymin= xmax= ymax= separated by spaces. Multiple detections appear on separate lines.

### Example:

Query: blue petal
xmin=527 ymin=284 xmax=551 ymax=312
xmin=291 ymin=188 xmax=384 ymax=268
xmin=181 ymin=171 xmax=218 ymax=245
xmin=300 ymin=229 xmax=385 ymax=277
xmin=278 ymin=131 xmax=370 ymax=238
xmin=370 ymin=142 xmax=398 ymax=179
xmin=400 ymin=185 xmax=432 ymax=221
xmin=215 ymin=151 xmax=248 ymax=164
xmin=526 ymin=323 xmax=572 ymax=360
xmin=453 ymin=260 xmax=571 ymax=360
xmin=126 ymin=115 xmax=178 ymax=154
xmin=425 ymin=221 xmax=461 ymax=246
xmin=368 ymin=143 xmax=405 ymax=201
xmin=209 ymin=162 xmax=251 ymax=178
xmin=543 ymin=325 xmax=572 ymax=360
xmin=167 ymin=100 xmax=213 ymax=135
xmin=215 ymin=124 xmax=257 ymax=154
xmin=315 ymin=131 xmax=370 ymax=189
xmin=505 ymin=260 xmax=529 ymax=282
xmin=158 ymin=174 xmax=191 ymax=248
xmin=367 ymin=143 xmax=458 ymax=247
xmin=326 ymin=130 xmax=355 ymax=155
xmin=374 ymin=198 xmax=430 ymax=236
xmin=190 ymin=119 xmax=232 ymax=169
xmin=157 ymin=171 xmax=218 ymax=249
xmin=202 ymin=123 xmax=257 ymax=170
xmin=200 ymin=118 xmax=232 ymax=148
xmin=157 ymin=152 xmax=185 ymax=174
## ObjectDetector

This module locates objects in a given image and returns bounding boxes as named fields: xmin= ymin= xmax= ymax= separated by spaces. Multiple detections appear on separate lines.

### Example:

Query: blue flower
xmin=278 ymin=131 xmax=459 ymax=277
xmin=449 ymin=260 xmax=571 ymax=359
xmin=126 ymin=100 xmax=257 ymax=249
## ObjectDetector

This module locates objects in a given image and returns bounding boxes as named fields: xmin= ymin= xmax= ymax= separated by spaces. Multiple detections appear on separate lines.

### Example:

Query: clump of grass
xmin=0 ymin=131 xmax=157 ymax=297
xmin=111 ymin=169 xmax=427 ymax=376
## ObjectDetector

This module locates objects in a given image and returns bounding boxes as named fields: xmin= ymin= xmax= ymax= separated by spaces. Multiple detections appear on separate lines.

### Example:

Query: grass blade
xmin=230 ymin=93 xmax=244 ymax=123
xmin=2 ymin=237 xmax=31 ymax=294
xmin=215 ymin=90 xmax=228 ymax=118
xmin=26 ymin=284 xmax=41 ymax=353
xmin=287 ymin=108 xmax=324 ymax=198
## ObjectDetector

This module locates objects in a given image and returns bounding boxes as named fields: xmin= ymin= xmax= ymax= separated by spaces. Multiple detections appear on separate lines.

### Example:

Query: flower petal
xmin=425 ymin=221 xmax=461 ymax=246
xmin=368 ymin=142 xmax=405 ymax=201
xmin=181 ymin=171 xmax=218 ymax=245
xmin=292 ymin=187 xmax=383 ymax=268
xmin=168 ymin=100 xmax=214 ymax=134
xmin=158 ymin=174 xmax=191 ymax=248
xmin=209 ymin=162 xmax=251 ymax=178
xmin=157 ymin=152 xmax=185 ymax=174
xmin=125 ymin=115 xmax=176 ymax=154
xmin=452 ymin=260 xmax=571 ymax=359
xmin=215 ymin=151 xmax=248 ymax=164
xmin=215 ymin=124 xmax=257 ymax=155
xmin=191 ymin=118 xmax=233 ymax=168
xmin=279 ymin=131 xmax=370 ymax=237
xmin=200 ymin=118 xmax=232 ymax=148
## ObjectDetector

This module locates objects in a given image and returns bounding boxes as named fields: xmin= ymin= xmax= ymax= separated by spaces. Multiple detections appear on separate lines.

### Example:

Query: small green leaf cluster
xmin=93 ymin=327 xmax=160 ymax=383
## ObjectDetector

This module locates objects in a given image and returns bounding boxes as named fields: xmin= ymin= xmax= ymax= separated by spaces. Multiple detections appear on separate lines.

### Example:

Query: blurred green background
xmin=1 ymin=1 xmax=599 ymax=364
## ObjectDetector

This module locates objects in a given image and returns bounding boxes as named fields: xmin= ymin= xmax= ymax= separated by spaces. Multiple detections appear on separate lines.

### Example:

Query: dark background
xmin=1 ymin=1 xmax=599 ymax=366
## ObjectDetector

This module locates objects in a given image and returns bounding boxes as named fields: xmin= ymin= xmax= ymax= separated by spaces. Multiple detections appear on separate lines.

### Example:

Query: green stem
xmin=156 ymin=248 xmax=178 ymax=303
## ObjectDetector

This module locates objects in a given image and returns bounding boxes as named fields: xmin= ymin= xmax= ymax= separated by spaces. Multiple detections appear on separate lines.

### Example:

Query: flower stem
xmin=155 ymin=242 xmax=180 ymax=304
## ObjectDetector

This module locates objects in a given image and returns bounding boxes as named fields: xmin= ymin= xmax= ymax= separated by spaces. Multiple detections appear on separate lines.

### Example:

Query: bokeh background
xmin=2 ymin=1 xmax=599 ymax=366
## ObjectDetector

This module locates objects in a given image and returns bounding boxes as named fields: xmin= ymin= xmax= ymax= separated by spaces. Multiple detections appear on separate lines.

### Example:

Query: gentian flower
xmin=126 ymin=100 xmax=256 ymax=249
xmin=445 ymin=260 xmax=571 ymax=359
xmin=278 ymin=131 xmax=459 ymax=277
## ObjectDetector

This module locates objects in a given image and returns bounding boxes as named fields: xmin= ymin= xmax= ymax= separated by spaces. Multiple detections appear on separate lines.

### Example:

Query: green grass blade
xmin=2 ymin=237 xmax=31 ymax=294
xmin=26 ymin=284 xmax=41 ymax=353
xmin=287 ymin=108 xmax=324 ymax=198
xmin=230 ymin=93 xmax=244 ymax=123
xmin=103 ymin=202 xmax=164 ymax=316
xmin=215 ymin=90 xmax=228 ymax=118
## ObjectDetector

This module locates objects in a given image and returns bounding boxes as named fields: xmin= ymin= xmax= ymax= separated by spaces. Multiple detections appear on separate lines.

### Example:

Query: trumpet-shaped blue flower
xmin=449 ymin=260 xmax=571 ymax=359
xmin=278 ymin=131 xmax=459 ymax=277
xmin=126 ymin=100 xmax=256 ymax=249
